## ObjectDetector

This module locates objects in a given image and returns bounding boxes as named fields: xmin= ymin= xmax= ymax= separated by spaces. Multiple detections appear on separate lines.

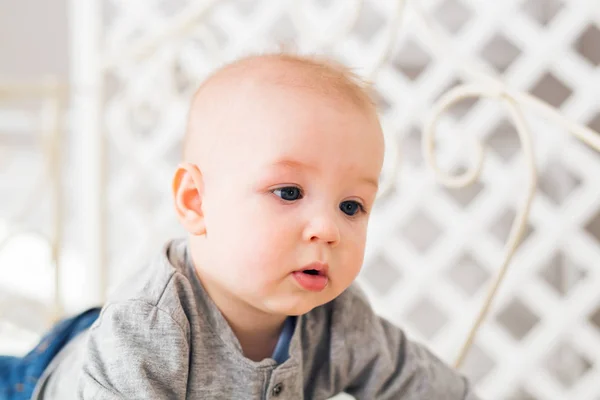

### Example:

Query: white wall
xmin=0 ymin=0 xmax=68 ymax=78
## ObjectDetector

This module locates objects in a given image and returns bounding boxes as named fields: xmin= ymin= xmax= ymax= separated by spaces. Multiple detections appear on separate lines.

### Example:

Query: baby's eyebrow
xmin=270 ymin=158 xmax=315 ymax=171
xmin=270 ymin=158 xmax=378 ymax=188
xmin=361 ymin=176 xmax=379 ymax=189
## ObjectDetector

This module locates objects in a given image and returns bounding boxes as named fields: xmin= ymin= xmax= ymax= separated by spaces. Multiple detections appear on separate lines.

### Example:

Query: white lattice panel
xmin=74 ymin=0 xmax=600 ymax=398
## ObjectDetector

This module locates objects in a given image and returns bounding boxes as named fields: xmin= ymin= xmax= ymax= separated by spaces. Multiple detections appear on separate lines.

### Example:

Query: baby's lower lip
xmin=292 ymin=271 xmax=328 ymax=292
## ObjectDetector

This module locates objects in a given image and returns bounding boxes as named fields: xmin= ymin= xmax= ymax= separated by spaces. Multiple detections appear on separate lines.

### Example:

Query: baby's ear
xmin=172 ymin=163 xmax=206 ymax=235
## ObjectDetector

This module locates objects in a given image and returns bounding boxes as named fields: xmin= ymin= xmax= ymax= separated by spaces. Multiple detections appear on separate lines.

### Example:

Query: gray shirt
xmin=36 ymin=238 xmax=481 ymax=399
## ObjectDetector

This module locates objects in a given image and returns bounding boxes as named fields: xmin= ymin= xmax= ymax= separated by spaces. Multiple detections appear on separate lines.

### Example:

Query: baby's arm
xmin=337 ymin=285 xmax=481 ymax=400
xmin=77 ymin=301 xmax=190 ymax=399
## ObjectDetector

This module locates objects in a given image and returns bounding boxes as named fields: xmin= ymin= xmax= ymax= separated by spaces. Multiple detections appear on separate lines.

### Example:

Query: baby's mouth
xmin=302 ymin=269 xmax=321 ymax=276
xmin=292 ymin=262 xmax=329 ymax=292
xmin=297 ymin=261 xmax=329 ymax=277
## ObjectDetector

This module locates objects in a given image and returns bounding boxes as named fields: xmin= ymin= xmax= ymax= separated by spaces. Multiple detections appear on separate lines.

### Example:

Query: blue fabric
xmin=0 ymin=307 xmax=101 ymax=400
xmin=271 ymin=316 xmax=297 ymax=364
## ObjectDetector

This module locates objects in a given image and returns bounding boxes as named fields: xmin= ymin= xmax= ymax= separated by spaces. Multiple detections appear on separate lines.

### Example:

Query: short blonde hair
xmin=183 ymin=52 xmax=378 ymax=160
xmin=216 ymin=52 xmax=376 ymax=110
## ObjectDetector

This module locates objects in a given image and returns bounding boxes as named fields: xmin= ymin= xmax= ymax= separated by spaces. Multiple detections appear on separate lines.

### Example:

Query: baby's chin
xmin=261 ymin=292 xmax=337 ymax=317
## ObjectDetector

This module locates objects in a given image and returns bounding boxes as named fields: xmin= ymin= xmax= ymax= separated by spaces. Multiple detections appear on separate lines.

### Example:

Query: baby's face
xmin=195 ymin=84 xmax=384 ymax=316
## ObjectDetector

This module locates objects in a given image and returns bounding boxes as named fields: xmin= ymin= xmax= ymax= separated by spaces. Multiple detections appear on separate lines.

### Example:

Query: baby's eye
xmin=272 ymin=186 xmax=303 ymax=201
xmin=339 ymin=200 xmax=364 ymax=216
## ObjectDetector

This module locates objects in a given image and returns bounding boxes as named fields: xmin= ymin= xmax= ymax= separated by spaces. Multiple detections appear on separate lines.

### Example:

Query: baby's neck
xmin=225 ymin=312 xmax=285 ymax=362
xmin=192 ymin=267 xmax=287 ymax=361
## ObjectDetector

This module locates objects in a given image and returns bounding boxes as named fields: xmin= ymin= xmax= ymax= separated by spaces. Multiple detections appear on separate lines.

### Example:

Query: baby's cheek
xmin=344 ymin=234 xmax=367 ymax=273
xmin=249 ymin=234 xmax=289 ymax=266
xmin=233 ymin=226 xmax=289 ymax=269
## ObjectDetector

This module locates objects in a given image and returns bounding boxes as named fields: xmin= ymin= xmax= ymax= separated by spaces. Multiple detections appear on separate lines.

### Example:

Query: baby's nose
xmin=303 ymin=214 xmax=340 ymax=246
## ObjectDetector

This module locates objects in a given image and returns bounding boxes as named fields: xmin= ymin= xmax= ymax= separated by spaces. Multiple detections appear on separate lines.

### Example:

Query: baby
xmin=1 ymin=53 xmax=481 ymax=399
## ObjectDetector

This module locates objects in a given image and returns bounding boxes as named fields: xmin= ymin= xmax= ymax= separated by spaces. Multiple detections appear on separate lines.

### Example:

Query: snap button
xmin=271 ymin=382 xmax=283 ymax=396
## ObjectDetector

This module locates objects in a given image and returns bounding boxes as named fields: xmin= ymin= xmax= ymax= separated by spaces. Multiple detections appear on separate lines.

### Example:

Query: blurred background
xmin=1 ymin=0 xmax=600 ymax=399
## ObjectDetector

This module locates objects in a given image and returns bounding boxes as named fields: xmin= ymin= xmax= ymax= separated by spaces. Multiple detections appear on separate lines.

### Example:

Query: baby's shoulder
xmin=305 ymin=283 xmax=376 ymax=333
xmin=331 ymin=283 xmax=374 ymax=317
xmin=101 ymin=239 xmax=193 ymax=327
